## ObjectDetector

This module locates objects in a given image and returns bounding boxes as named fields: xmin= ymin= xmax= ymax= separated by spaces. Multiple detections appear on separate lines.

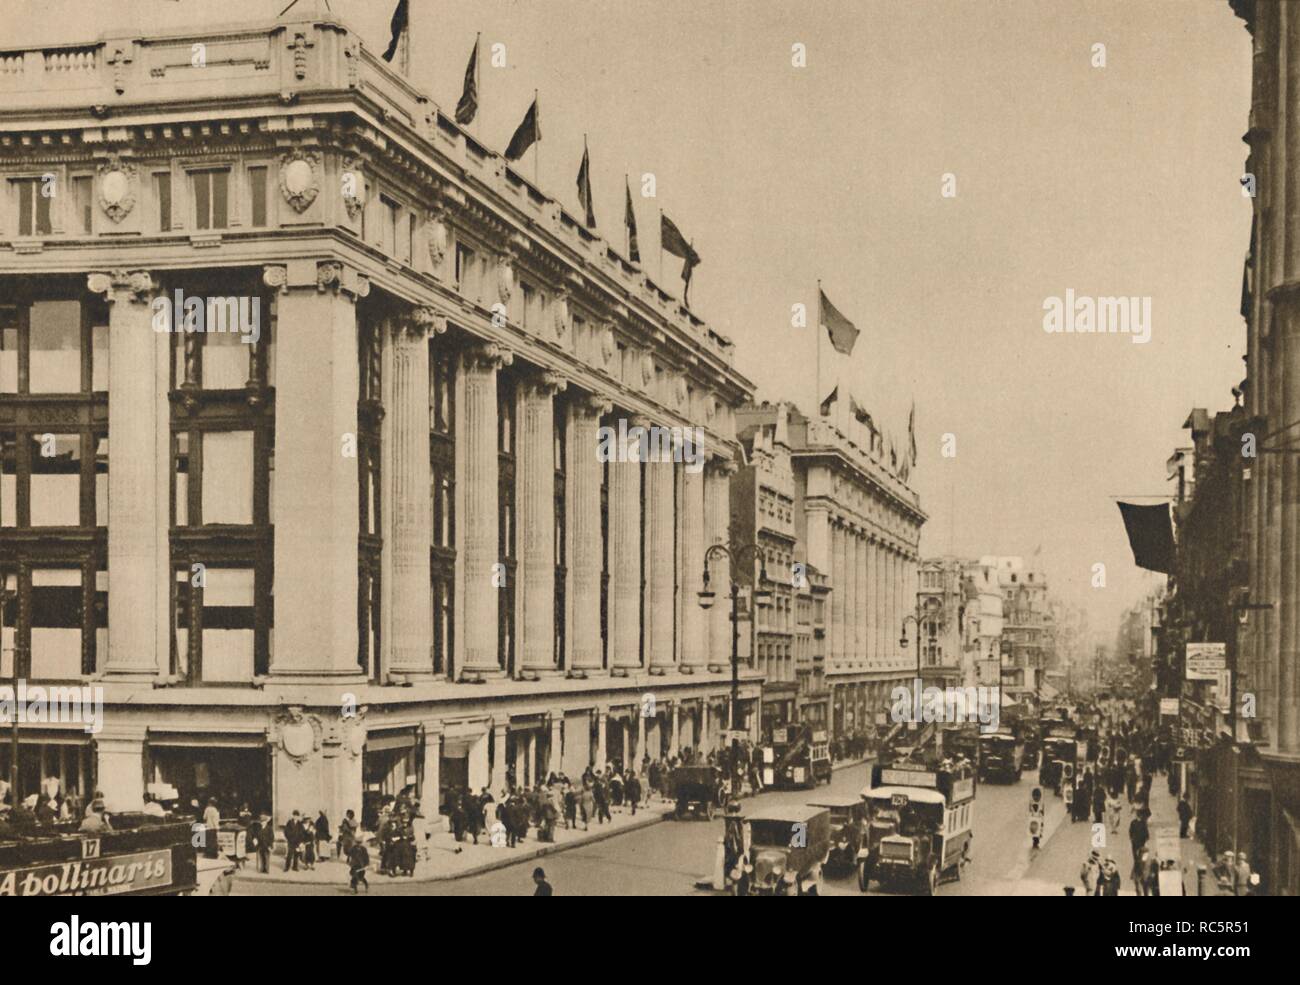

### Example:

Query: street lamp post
xmin=1 ymin=577 xmax=20 ymax=809
xmin=899 ymin=596 xmax=942 ymax=685
xmin=698 ymin=543 xmax=771 ymax=737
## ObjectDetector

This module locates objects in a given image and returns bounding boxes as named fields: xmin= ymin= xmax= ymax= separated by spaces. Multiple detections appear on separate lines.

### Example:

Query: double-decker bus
xmin=859 ymin=757 xmax=976 ymax=895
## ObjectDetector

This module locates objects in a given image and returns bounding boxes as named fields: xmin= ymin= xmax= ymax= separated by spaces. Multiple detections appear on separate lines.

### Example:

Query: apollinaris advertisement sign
xmin=0 ymin=849 xmax=172 ymax=898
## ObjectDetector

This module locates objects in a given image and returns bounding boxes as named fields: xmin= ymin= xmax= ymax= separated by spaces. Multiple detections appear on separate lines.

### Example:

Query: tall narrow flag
xmin=819 ymin=384 xmax=839 ymax=417
xmin=819 ymin=288 xmax=859 ymax=355
xmin=382 ymin=0 xmax=409 ymax=63
xmin=908 ymin=400 xmax=917 ymax=466
xmin=625 ymin=178 xmax=640 ymax=263
xmin=455 ymin=36 xmax=479 ymax=125
xmin=577 ymin=141 xmax=596 ymax=229
xmin=660 ymin=212 xmax=700 ymax=305
xmin=505 ymin=96 xmax=541 ymax=161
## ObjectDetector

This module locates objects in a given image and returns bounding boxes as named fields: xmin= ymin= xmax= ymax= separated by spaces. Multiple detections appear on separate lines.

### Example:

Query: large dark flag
xmin=660 ymin=212 xmax=700 ymax=305
xmin=382 ymin=0 xmax=408 ymax=63
xmin=819 ymin=288 xmax=859 ymax=355
xmin=625 ymin=178 xmax=640 ymax=263
xmin=577 ymin=144 xmax=596 ymax=229
xmin=1117 ymin=501 xmax=1175 ymax=574
xmin=505 ymin=97 xmax=541 ymax=161
xmin=455 ymin=37 xmax=479 ymax=125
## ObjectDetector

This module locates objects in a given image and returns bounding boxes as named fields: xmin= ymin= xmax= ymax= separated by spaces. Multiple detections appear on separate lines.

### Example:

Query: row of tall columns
xmin=831 ymin=523 xmax=847 ymax=664
xmin=855 ymin=533 xmax=869 ymax=666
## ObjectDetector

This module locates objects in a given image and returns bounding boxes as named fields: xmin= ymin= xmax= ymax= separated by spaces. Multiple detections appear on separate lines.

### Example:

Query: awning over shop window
xmin=365 ymin=729 xmax=418 ymax=753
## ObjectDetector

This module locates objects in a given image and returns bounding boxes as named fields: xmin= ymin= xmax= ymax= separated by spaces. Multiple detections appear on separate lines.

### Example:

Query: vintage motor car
xmin=731 ymin=805 xmax=830 ymax=896
xmin=757 ymin=724 xmax=833 ymax=790
xmin=671 ymin=765 xmax=724 ymax=820
xmin=806 ymin=794 xmax=867 ymax=876
xmin=1038 ymin=733 xmax=1078 ymax=790
xmin=859 ymin=759 xmax=975 ymax=896
xmin=978 ymin=730 xmax=1025 ymax=783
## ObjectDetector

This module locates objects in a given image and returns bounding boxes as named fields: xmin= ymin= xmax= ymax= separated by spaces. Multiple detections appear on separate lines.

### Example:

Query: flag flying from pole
xmin=625 ymin=178 xmax=640 ymax=263
xmin=819 ymin=288 xmax=859 ymax=355
xmin=382 ymin=0 xmax=409 ymax=63
xmin=455 ymin=37 xmax=479 ymax=125
xmin=819 ymin=384 xmax=839 ymax=417
xmin=660 ymin=212 xmax=700 ymax=304
xmin=908 ymin=400 xmax=917 ymax=466
xmin=1117 ymin=502 xmax=1174 ymax=574
xmin=505 ymin=96 xmax=541 ymax=161
xmin=577 ymin=143 xmax=596 ymax=229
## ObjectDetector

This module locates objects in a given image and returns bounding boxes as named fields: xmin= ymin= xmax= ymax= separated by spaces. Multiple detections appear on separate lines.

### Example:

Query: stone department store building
xmin=0 ymin=9 xmax=759 ymax=826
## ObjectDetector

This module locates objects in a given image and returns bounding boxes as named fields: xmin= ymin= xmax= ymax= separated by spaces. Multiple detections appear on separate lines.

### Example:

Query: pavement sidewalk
xmin=1146 ymin=773 xmax=1218 ymax=896
xmin=238 ymin=755 xmax=876 ymax=889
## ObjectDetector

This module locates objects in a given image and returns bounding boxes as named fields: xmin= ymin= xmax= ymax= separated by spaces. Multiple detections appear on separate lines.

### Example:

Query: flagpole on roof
xmin=624 ymin=172 xmax=629 ymax=257
xmin=400 ymin=1 xmax=411 ymax=78
xmin=533 ymin=89 xmax=540 ymax=186
xmin=658 ymin=208 xmax=664 ymax=282
xmin=816 ymin=278 xmax=822 ymax=419
xmin=474 ymin=33 xmax=481 ymax=137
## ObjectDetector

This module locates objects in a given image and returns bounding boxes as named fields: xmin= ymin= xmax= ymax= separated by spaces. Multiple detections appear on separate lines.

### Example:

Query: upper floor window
xmin=1 ymin=299 xmax=107 ymax=396
xmin=11 ymin=177 xmax=53 ymax=237
xmin=191 ymin=169 xmax=229 ymax=230
xmin=247 ymin=166 xmax=268 ymax=228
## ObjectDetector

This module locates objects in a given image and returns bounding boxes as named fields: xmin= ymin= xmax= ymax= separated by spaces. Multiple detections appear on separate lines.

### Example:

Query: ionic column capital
xmin=465 ymin=340 xmax=514 ymax=371
xmin=315 ymin=260 xmax=370 ymax=299
xmin=262 ymin=265 xmax=288 ymax=292
xmin=521 ymin=369 xmax=569 ymax=398
xmin=87 ymin=269 xmax=158 ymax=303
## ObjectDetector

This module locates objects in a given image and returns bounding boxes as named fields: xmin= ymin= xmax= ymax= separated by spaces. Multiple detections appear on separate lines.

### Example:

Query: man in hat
xmin=1080 ymin=849 xmax=1102 ymax=896
xmin=532 ymin=866 xmax=553 ymax=896
xmin=79 ymin=798 xmax=112 ymax=834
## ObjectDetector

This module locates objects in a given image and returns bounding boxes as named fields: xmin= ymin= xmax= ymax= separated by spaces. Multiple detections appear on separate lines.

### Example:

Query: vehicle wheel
xmin=925 ymin=862 xmax=939 ymax=896
xmin=858 ymin=861 xmax=870 ymax=893
xmin=706 ymin=802 xmax=715 ymax=821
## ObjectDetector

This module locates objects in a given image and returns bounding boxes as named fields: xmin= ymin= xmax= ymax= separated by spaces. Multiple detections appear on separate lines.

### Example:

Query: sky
xmin=10 ymin=0 xmax=1253 ymax=643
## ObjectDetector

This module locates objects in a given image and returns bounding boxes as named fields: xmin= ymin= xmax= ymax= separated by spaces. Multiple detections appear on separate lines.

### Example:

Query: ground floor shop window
xmin=0 ymin=740 xmax=93 ymax=804
xmin=362 ymin=730 xmax=421 ymax=829
xmin=145 ymin=743 xmax=271 ymax=819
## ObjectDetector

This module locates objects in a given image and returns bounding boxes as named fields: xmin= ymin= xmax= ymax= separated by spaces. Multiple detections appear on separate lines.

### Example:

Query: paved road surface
xmin=238 ymin=758 xmax=1121 ymax=897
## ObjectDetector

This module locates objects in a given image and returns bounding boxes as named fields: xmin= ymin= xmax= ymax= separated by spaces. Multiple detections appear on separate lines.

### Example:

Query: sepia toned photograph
xmin=0 ymin=0 xmax=1286 ymax=936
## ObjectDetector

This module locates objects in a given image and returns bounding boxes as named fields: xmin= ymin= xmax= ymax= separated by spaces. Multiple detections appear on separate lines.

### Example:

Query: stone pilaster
xmin=608 ymin=420 xmax=642 ymax=674
xmin=595 ymin=709 xmax=608 ymax=768
xmin=270 ymin=262 xmax=367 ymax=674
xmin=88 ymin=270 xmax=161 ymax=677
xmin=517 ymin=370 xmax=566 ymax=677
xmin=679 ymin=463 xmax=707 ymax=672
xmin=549 ymin=711 xmax=564 ymax=776
xmin=459 ymin=342 xmax=512 ymax=676
xmin=645 ymin=450 xmax=677 ymax=674
xmin=845 ymin=525 xmax=860 ymax=664
xmin=490 ymin=722 xmax=508 ymax=793
xmin=568 ymin=394 xmax=609 ymax=675
xmin=384 ymin=306 xmax=444 ymax=677
xmin=857 ymin=532 xmax=870 ymax=668
xmin=704 ymin=460 xmax=735 ymax=672
xmin=831 ymin=520 xmax=846 ymax=666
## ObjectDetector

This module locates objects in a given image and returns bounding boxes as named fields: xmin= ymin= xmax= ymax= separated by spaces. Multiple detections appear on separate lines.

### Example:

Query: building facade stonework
xmin=0 ymin=11 xmax=758 ymax=828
